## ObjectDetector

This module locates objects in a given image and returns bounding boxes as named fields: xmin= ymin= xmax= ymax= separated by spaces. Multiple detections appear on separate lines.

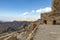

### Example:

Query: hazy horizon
xmin=0 ymin=18 xmax=38 ymax=22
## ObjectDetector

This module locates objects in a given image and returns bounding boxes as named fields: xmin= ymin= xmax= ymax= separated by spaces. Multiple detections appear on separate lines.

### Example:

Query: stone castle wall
xmin=52 ymin=0 xmax=60 ymax=12
xmin=40 ymin=0 xmax=60 ymax=25
xmin=41 ymin=12 xmax=60 ymax=24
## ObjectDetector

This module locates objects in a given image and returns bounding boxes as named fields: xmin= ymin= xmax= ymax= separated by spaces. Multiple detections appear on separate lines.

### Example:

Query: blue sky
xmin=0 ymin=0 xmax=52 ymax=21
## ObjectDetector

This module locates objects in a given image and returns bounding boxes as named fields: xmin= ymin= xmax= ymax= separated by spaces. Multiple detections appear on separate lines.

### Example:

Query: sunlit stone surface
xmin=33 ymin=25 xmax=60 ymax=40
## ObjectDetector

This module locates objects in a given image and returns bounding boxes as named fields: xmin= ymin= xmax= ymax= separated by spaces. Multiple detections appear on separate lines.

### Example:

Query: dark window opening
xmin=44 ymin=20 xmax=47 ymax=24
xmin=53 ymin=20 xmax=56 ymax=25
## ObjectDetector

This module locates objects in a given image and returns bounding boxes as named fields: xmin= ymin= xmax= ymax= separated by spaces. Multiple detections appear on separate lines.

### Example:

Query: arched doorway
xmin=44 ymin=20 xmax=47 ymax=24
xmin=53 ymin=20 xmax=56 ymax=25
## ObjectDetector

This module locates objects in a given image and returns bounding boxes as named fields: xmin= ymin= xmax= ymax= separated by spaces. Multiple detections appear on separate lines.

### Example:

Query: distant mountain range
xmin=0 ymin=21 xmax=32 ymax=34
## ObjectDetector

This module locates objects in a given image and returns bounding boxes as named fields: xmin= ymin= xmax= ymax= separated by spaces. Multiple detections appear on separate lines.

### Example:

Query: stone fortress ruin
xmin=41 ymin=0 xmax=60 ymax=25
xmin=0 ymin=0 xmax=60 ymax=40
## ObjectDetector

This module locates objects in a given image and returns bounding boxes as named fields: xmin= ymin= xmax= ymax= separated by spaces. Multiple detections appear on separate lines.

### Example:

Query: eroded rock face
xmin=33 ymin=25 xmax=60 ymax=40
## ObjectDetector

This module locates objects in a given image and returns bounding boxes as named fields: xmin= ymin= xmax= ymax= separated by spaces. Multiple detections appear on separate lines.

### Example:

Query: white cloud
xmin=32 ymin=10 xmax=35 ymax=13
xmin=22 ymin=7 xmax=51 ymax=16
xmin=19 ymin=7 xmax=51 ymax=21
xmin=36 ymin=7 xmax=51 ymax=13
xmin=23 ymin=12 xmax=29 ymax=16
xmin=18 ymin=18 xmax=37 ymax=21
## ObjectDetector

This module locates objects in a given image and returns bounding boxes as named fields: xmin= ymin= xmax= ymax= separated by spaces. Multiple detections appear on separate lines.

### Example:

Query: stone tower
xmin=52 ymin=0 xmax=60 ymax=13
xmin=41 ymin=0 xmax=60 ymax=25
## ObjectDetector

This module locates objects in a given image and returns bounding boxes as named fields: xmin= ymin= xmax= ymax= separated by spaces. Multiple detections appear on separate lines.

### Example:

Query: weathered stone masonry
xmin=41 ymin=0 xmax=60 ymax=25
